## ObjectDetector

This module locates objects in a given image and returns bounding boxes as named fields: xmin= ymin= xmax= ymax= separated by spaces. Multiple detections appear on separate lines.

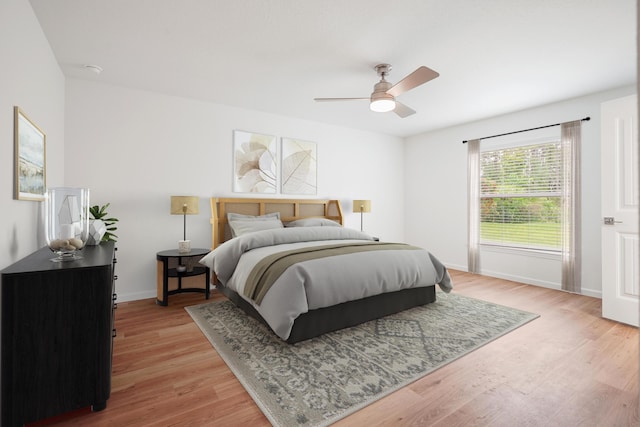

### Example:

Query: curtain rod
xmin=462 ymin=117 xmax=590 ymax=144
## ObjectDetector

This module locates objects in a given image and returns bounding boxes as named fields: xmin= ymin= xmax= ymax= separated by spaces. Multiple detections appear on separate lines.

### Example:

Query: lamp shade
xmin=352 ymin=200 xmax=371 ymax=213
xmin=170 ymin=196 xmax=199 ymax=215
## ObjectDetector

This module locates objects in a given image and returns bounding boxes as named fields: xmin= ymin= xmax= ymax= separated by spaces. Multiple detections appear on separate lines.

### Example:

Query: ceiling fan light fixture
xmin=370 ymin=99 xmax=395 ymax=112
xmin=370 ymin=93 xmax=396 ymax=113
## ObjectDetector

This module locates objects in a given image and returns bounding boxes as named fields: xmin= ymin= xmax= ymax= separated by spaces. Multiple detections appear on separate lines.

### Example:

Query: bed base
xmin=217 ymin=284 xmax=436 ymax=344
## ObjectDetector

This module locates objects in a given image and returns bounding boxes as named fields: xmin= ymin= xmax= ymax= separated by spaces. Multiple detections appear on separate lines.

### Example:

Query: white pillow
xmin=286 ymin=218 xmax=342 ymax=227
xmin=227 ymin=212 xmax=283 ymax=237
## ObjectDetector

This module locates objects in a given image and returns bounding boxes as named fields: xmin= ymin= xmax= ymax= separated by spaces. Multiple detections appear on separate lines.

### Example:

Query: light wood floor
xmin=34 ymin=271 xmax=638 ymax=426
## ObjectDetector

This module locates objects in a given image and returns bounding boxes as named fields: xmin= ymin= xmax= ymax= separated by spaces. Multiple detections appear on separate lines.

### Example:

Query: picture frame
xmin=232 ymin=130 xmax=277 ymax=193
xmin=14 ymin=106 xmax=46 ymax=201
xmin=281 ymin=137 xmax=317 ymax=195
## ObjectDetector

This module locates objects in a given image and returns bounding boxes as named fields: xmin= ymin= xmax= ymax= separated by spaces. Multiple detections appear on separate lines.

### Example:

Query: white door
xmin=601 ymin=94 xmax=639 ymax=327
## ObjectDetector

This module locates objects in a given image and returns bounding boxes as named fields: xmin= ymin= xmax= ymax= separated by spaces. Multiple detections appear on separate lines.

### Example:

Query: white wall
xmin=0 ymin=0 xmax=65 ymax=269
xmin=64 ymin=79 xmax=404 ymax=301
xmin=3 ymin=0 xmax=632 ymax=303
xmin=404 ymin=85 xmax=636 ymax=298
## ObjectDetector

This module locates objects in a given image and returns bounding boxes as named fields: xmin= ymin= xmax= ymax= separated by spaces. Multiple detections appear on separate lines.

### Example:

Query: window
xmin=468 ymin=120 xmax=582 ymax=289
xmin=480 ymin=141 xmax=562 ymax=251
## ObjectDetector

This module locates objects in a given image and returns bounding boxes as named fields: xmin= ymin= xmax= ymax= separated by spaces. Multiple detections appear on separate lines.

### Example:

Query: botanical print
xmin=233 ymin=130 xmax=277 ymax=193
xmin=14 ymin=107 xmax=46 ymax=201
xmin=281 ymin=138 xmax=317 ymax=195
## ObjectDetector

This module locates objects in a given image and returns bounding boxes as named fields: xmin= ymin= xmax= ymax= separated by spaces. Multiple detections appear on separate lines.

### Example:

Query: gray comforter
xmin=199 ymin=227 xmax=452 ymax=340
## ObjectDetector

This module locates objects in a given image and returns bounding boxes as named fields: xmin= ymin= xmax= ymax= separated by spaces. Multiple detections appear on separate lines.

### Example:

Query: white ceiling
xmin=29 ymin=0 xmax=636 ymax=138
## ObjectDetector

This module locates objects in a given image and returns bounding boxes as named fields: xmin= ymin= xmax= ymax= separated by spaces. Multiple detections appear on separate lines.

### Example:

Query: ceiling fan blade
xmin=314 ymin=97 xmax=369 ymax=102
xmin=386 ymin=66 xmax=439 ymax=97
xmin=394 ymin=101 xmax=416 ymax=118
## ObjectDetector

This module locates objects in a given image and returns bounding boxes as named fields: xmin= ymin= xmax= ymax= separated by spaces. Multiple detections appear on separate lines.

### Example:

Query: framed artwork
xmin=14 ymin=107 xmax=46 ymax=201
xmin=281 ymin=138 xmax=317 ymax=195
xmin=233 ymin=130 xmax=277 ymax=193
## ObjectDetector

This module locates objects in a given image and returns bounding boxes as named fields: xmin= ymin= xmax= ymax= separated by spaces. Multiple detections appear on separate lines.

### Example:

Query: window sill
xmin=480 ymin=244 xmax=561 ymax=260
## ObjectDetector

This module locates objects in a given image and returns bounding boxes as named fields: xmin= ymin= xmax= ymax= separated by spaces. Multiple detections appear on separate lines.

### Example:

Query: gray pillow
xmin=286 ymin=218 xmax=342 ymax=228
xmin=227 ymin=212 xmax=283 ymax=237
xmin=227 ymin=212 xmax=280 ymax=221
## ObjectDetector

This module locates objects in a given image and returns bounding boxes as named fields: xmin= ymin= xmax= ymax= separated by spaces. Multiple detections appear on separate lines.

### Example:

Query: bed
xmin=199 ymin=197 xmax=452 ymax=343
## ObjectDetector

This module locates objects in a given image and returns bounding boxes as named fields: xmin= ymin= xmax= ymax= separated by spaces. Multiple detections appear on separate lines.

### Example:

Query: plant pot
xmin=86 ymin=219 xmax=107 ymax=245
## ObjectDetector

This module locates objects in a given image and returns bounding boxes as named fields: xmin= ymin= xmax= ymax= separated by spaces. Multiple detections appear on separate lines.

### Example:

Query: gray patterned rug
xmin=186 ymin=291 xmax=538 ymax=427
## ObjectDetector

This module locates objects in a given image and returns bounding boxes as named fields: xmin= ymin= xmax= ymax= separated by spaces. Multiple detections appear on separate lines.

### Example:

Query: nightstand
xmin=156 ymin=248 xmax=210 ymax=306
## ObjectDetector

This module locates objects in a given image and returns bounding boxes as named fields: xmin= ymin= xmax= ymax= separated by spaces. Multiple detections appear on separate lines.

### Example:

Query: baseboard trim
xmin=479 ymin=269 xmax=560 ymax=290
xmin=117 ymin=271 xmax=601 ymax=303
xmin=450 ymin=266 xmax=603 ymax=299
xmin=116 ymin=290 xmax=157 ymax=302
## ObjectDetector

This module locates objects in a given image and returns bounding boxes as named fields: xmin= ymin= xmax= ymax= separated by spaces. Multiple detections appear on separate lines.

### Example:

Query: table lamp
xmin=170 ymin=195 xmax=199 ymax=253
xmin=352 ymin=199 xmax=371 ymax=232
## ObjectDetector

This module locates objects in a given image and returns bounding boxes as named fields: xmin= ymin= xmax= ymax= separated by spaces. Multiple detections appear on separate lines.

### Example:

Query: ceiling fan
xmin=314 ymin=63 xmax=439 ymax=118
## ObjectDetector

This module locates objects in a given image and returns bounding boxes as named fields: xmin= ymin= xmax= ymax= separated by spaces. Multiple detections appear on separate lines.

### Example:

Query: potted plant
xmin=88 ymin=203 xmax=118 ymax=244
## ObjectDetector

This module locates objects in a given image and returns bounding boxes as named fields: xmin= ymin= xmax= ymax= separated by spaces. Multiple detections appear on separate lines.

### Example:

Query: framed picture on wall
xmin=281 ymin=137 xmax=317 ymax=195
xmin=232 ymin=130 xmax=277 ymax=193
xmin=14 ymin=106 xmax=46 ymax=201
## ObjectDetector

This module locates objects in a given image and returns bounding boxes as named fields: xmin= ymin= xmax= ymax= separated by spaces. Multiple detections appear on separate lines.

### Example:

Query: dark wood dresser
xmin=0 ymin=242 xmax=117 ymax=426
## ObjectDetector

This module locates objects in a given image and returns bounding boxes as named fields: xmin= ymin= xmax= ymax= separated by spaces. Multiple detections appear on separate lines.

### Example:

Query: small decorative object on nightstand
xmin=156 ymin=248 xmax=210 ymax=306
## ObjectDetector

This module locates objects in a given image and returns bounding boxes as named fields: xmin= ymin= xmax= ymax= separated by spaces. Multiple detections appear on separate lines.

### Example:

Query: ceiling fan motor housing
xmin=371 ymin=65 xmax=395 ymax=105
xmin=370 ymin=80 xmax=395 ymax=112
xmin=373 ymin=80 xmax=392 ymax=94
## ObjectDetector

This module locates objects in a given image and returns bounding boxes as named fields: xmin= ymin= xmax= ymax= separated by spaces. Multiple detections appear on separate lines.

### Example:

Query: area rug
xmin=186 ymin=292 xmax=538 ymax=427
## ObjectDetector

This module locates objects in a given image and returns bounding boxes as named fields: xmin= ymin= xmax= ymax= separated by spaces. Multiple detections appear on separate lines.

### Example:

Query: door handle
xmin=604 ymin=217 xmax=623 ymax=225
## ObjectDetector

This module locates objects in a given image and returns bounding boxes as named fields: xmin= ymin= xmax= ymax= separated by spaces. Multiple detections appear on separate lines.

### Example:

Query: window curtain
xmin=561 ymin=120 xmax=582 ymax=293
xmin=467 ymin=139 xmax=481 ymax=273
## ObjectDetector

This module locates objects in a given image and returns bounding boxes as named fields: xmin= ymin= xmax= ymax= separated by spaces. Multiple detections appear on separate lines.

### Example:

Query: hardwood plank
xmin=29 ymin=271 xmax=639 ymax=426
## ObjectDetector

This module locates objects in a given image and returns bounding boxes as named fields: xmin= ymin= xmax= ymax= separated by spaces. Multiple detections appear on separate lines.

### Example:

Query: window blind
xmin=480 ymin=142 xmax=562 ymax=251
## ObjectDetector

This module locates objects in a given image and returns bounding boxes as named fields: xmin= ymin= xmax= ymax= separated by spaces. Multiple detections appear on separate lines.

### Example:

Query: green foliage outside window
xmin=480 ymin=143 xmax=562 ymax=250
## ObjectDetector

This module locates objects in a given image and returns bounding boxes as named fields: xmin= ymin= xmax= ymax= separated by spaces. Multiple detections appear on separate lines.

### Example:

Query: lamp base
xmin=178 ymin=240 xmax=191 ymax=253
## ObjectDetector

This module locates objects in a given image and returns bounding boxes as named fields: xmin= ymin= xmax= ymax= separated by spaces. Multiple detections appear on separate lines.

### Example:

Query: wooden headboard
xmin=210 ymin=197 xmax=344 ymax=249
